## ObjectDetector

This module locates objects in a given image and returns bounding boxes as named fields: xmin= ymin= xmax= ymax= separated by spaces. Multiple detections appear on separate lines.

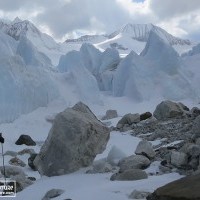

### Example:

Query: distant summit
xmin=108 ymin=23 xmax=191 ymax=46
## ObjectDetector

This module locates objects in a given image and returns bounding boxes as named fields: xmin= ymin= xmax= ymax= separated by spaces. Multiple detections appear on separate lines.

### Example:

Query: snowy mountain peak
xmin=6 ymin=19 xmax=41 ymax=40
xmin=12 ymin=17 xmax=22 ymax=24
xmin=109 ymin=23 xmax=191 ymax=46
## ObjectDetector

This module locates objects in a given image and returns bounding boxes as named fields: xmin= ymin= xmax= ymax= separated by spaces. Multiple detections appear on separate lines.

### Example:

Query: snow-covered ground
xmin=0 ymin=93 xmax=188 ymax=200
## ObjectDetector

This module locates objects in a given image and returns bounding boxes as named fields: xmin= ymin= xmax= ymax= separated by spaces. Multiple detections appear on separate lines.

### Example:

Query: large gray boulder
xmin=153 ymin=100 xmax=186 ymax=120
xmin=147 ymin=173 xmax=200 ymax=200
xmin=34 ymin=102 xmax=110 ymax=176
xmin=135 ymin=140 xmax=156 ymax=159
xmin=118 ymin=155 xmax=150 ymax=172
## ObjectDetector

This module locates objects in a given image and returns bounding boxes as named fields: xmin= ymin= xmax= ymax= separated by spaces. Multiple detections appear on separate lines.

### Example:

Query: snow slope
xmin=0 ymin=96 xmax=186 ymax=200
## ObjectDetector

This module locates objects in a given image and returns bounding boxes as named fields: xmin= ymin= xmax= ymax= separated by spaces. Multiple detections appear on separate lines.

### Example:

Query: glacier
xmin=0 ymin=18 xmax=200 ymax=124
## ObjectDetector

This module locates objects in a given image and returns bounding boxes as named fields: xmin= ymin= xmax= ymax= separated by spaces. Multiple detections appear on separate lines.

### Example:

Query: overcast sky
xmin=0 ymin=0 xmax=200 ymax=41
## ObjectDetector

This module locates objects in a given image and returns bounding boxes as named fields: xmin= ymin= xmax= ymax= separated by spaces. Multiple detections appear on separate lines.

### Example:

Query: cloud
xmin=36 ymin=0 xmax=132 ymax=38
xmin=149 ymin=0 xmax=200 ymax=19
xmin=0 ymin=0 xmax=200 ymax=41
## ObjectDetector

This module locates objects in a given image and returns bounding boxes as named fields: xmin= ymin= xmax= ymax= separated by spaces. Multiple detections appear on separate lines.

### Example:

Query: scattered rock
xmin=27 ymin=177 xmax=36 ymax=181
xmin=191 ymin=107 xmax=200 ymax=118
xmin=9 ymin=157 xmax=26 ymax=167
xmin=42 ymin=189 xmax=65 ymax=200
xmin=11 ymin=174 xmax=33 ymax=193
xmin=34 ymin=102 xmax=110 ymax=176
xmin=102 ymin=110 xmax=118 ymax=120
xmin=135 ymin=140 xmax=156 ymax=159
xmin=147 ymin=173 xmax=200 ymax=200
xmin=0 ymin=166 xmax=32 ymax=192
xmin=28 ymin=153 xmax=38 ymax=171
xmin=119 ymin=155 xmax=150 ymax=172
xmin=192 ymin=115 xmax=200 ymax=138
xmin=15 ymin=135 xmax=36 ymax=146
xmin=129 ymin=189 xmax=151 ymax=199
xmin=153 ymin=100 xmax=185 ymax=120
xmin=117 ymin=113 xmax=140 ymax=128
xmin=178 ymin=102 xmax=190 ymax=112
xmin=110 ymin=169 xmax=148 ymax=181
xmin=106 ymin=146 xmax=126 ymax=166
xmin=170 ymin=151 xmax=188 ymax=168
xmin=196 ymin=138 xmax=200 ymax=145
xmin=18 ymin=148 xmax=36 ymax=155
xmin=0 ymin=166 xmax=26 ymax=178
xmin=180 ymin=143 xmax=200 ymax=157
xmin=140 ymin=112 xmax=152 ymax=121
xmin=4 ymin=151 xmax=18 ymax=157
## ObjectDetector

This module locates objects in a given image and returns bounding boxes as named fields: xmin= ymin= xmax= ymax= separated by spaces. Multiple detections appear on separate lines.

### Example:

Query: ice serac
xmin=99 ymin=48 xmax=120 ymax=91
xmin=99 ymin=48 xmax=120 ymax=73
xmin=0 ymin=30 xmax=17 ymax=58
xmin=80 ymin=43 xmax=102 ymax=74
xmin=112 ymin=51 xmax=143 ymax=102
xmin=0 ymin=33 xmax=58 ymax=123
xmin=16 ymin=36 xmax=52 ymax=67
xmin=113 ymin=31 xmax=196 ymax=102
xmin=0 ymin=18 xmax=64 ymax=66
xmin=141 ymin=30 xmax=180 ymax=75
xmin=57 ymin=50 xmax=101 ymax=104
xmin=58 ymin=43 xmax=120 ymax=93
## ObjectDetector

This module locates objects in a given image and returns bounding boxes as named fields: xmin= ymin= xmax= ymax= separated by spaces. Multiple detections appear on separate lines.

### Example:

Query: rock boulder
xmin=34 ymin=102 xmax=110 ymax=176
xmin=153 ymin=100 xmax=186 ymax=120
xmin=147 ymin=173 xmax=200 ymax=200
